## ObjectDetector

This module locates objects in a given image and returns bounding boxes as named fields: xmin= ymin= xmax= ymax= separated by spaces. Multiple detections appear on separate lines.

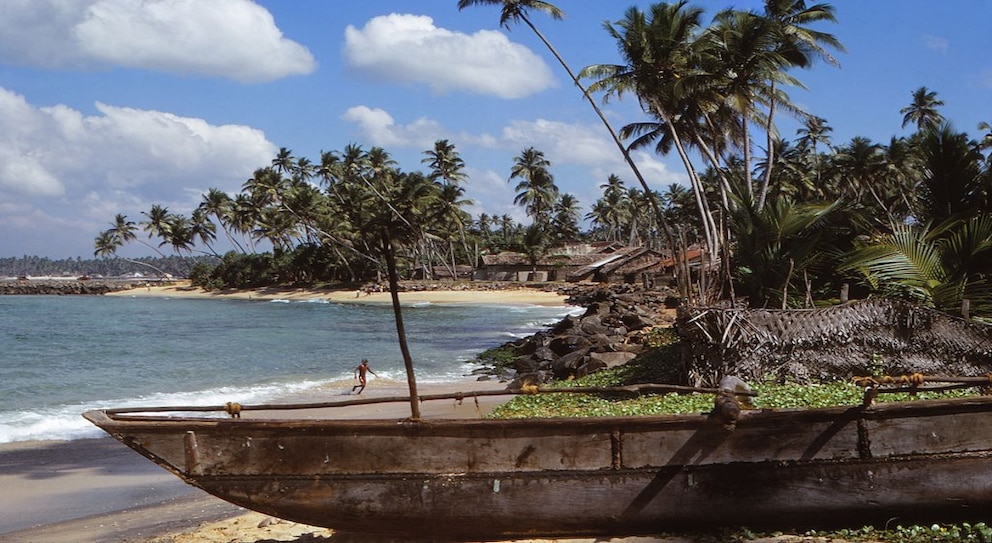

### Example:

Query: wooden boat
xmin=83 ymin=381 xmax=992 ymax=541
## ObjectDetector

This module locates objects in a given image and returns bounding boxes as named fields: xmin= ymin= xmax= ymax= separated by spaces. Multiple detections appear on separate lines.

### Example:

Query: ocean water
xmin=0 ymin=294 xmax=578 ymax=444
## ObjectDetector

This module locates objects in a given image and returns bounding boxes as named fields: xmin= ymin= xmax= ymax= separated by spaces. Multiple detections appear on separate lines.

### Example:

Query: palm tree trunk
xmin=757 ymin=81 xmax=778 ymax=210
xmin=381 ymin=228 xmax=420 ymax=419
xmin=519 ymin=14 xmax=686 ymax=296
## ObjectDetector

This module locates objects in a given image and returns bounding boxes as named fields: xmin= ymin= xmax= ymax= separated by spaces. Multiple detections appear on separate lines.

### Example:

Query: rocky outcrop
xmin=486 ymin=284 xmax=677 ymax=384
xmin=0 ymin=279 xmax=153 ymax=295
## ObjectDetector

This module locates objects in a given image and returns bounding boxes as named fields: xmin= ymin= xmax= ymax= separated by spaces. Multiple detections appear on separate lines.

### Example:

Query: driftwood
xmin=679 ymin=299 xmax=992 ymax=387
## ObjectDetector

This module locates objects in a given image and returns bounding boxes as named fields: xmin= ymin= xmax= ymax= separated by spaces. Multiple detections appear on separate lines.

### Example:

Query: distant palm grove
xmin=94 ymin=1 xmax=992 ymax=319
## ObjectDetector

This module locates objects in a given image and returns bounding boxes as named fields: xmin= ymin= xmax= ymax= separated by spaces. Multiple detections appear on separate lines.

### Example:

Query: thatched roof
xmin=679 ymin=298 xmax=992 ymax=387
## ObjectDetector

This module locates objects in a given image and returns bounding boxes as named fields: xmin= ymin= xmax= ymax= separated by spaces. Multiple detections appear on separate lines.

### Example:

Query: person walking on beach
xmin=352 ymin=359 xmax=376 ymax=394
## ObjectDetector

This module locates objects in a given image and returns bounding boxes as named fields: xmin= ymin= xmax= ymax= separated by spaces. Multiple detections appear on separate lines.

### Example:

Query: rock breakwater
xmin=483 ymin=284 xmax=678 ymax=383
xmin=0 ymin=279 xmax=156 ymax=295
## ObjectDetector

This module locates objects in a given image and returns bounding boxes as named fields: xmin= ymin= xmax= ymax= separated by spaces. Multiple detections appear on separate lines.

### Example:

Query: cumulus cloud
xmin=0 ymin=86 xmax=276 ymax=256
xmin=343 ymin=13 xmax=555 ymax=98
xmin=0 ymin=0 xmax=315 ymax=82
xmin=500 ymin=119 xmax=620 ymax=166
xmin=342 ymin=105 xmax=445 ymax=149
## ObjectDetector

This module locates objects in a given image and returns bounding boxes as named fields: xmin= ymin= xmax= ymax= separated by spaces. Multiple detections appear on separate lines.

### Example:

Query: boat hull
xmin=84 ymin=396 xmax=992 ymax=540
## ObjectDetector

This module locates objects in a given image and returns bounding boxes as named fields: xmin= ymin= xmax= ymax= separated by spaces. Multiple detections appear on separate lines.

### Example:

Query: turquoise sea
xmin=0 ymin=294 xmax=577 ymax=444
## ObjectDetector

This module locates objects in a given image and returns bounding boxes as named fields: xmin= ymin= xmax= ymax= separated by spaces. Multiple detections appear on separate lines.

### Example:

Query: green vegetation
xmin=0 ymin=255 xmax=212 ymax=279
xmin=90 ymin=1 xmax=991 ymax=318
xmin=488 ymin=332 xmax=976 ymax=419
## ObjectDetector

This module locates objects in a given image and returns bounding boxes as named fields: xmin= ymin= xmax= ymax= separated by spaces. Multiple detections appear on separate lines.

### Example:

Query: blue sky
xmin=1 ymin=0 xmax=989 ymax=259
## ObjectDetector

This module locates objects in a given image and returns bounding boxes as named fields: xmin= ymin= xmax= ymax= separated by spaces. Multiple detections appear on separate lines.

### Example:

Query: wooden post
xmin=184 ymin=431 xmax=202 ymax=476
xmin=840 ymin=283 xmax=849 ymax=303
xmin=962 ymin=299 xmax=970 ymax=319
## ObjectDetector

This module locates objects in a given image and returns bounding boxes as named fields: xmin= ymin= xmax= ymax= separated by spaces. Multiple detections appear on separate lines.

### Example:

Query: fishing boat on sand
xmin=84 ymin=375 xmax=992 ymax=541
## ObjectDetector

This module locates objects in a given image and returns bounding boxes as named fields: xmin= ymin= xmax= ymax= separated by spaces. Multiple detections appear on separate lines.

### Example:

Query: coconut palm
xmin=199 ymin=188 xmax=245 ymax=254
xmin=458 ymin=0 xmax=679 ymax=269
xmin=727 ymin=184 xmax=842 ymax=308
xmin=509 ymin=147 xmax=558 ymax=226
xmin=189 ymin=208 xmax=219 ymax=256
xmin=588 ymin=174 xmax=631 ymax=242
xmin=915 ymin=123 xmax=986 ymax=223
xmin=900 ymin=86 xmax=945 ymax=132
xmin=841 ymin=216 xmax=992 ymax=318
xmin=271 ymin=147 xmax=295 ymax=176
xmin=582 ymin=2 xmax=721 ymax=274
xmin=551 ymin=193 xmax=581 ymax=242
xmin=755 ymin=0 xmax=843 ymax=208
xmin=422 ymin=139 xmax=468 ymax=187
xmin=93 ymin=228 xmax=170 ymax=277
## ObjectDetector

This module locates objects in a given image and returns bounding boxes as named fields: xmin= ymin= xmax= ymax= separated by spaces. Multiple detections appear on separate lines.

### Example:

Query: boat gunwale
xmin=83 ymin=393 xmax=992 ymax=433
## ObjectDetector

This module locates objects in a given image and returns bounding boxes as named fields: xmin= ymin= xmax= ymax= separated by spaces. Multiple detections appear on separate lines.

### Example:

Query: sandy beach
xmin=105 ymin=281 xmax=571 ymax=307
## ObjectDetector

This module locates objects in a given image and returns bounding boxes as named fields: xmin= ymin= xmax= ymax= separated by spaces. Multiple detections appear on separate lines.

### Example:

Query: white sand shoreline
xmin=105 ymin=280 xmax=572 ymax=307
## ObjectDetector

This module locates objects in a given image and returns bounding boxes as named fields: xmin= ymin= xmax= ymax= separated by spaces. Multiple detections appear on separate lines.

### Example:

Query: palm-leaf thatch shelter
xmin=679 ymin=298 xmax=992 ymax=387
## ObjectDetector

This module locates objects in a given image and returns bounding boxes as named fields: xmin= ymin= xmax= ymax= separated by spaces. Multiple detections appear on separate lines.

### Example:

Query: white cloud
xmin=343 ymin=13 xmax=555 ymax=99
xmin=501 ymin=119 xmax=619 ymax=166
xmin=0 ymin=0 xmax=315 ymax=82
xmin=342 ymin=105 xmax=444 ymax=149
xmin=0 ymin=86 xmax=277 ymax=257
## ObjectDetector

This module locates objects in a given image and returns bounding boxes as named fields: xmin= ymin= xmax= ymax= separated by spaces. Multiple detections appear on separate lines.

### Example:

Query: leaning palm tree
xmin=199 ymin=188 xmax=245 ymax=254
xmin=140 ymin=205 xmax=174 ymax=253
xmin=582 ymin=3 xmax=719 ymax=299
xmin=457 ymin=0 xmax=679 ymax=272
xmin=94 ymin=222 xmax=170 ymax=277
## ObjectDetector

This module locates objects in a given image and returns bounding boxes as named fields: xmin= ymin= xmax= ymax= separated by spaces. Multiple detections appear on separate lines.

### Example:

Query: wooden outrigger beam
xmin=104 ymin=382 xmax=754 ymax=416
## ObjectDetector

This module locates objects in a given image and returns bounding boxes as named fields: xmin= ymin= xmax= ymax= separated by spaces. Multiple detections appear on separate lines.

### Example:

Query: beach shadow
xmin=0 ymin=437 xmax=165 ymax=480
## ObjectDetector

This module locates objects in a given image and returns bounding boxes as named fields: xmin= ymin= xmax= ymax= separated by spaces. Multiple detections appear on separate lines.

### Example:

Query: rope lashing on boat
xmin=225 ymin=402 xmax=243 ymax=418
xmin=852 ymin=373 xmax=926 ymax=388
xmin=851 ymin=374 xmax=992 ymax=405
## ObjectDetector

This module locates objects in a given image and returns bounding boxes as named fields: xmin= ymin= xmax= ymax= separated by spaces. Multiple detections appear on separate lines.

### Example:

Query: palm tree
xmin=189 ymin=208 xmax=219 ymax=256
xmin=841 ymin=216 xmax=992 ymax=318
xmin=93 ymin=228 xmax=170 ymax=277
xmin=582 ymin=3 xmax=721 ymax=275
xmin=551 ymin=193 xmax=581 ymax=242
xmin=137 ymin=206 xmax=174 ymax=258
xmin=458 ymin=0 xmax=679 ymax=272
xmin=422 ymin=139 xmax=468 ymax=187
xmin=727 ymin=185 xmax=841 ymax=308
xmin=199 ymin=188 xmax=245 ymax=254
xmin=271 ymin=147 xmax=295 ymax=176
xmin=900 ymin=86 xmax=945 ymax=132
xmin=915 ymin=123 xmax=986 ymax=223
xmin=588 ymin=174 xmax=630 ymax=242
xmin=756 ymin=0 xmax=843 ymax=209
xmin=509 ymin=147 xmax=558 ymax=226
xmin=796 ymin=115 xmax=832 ymax=188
